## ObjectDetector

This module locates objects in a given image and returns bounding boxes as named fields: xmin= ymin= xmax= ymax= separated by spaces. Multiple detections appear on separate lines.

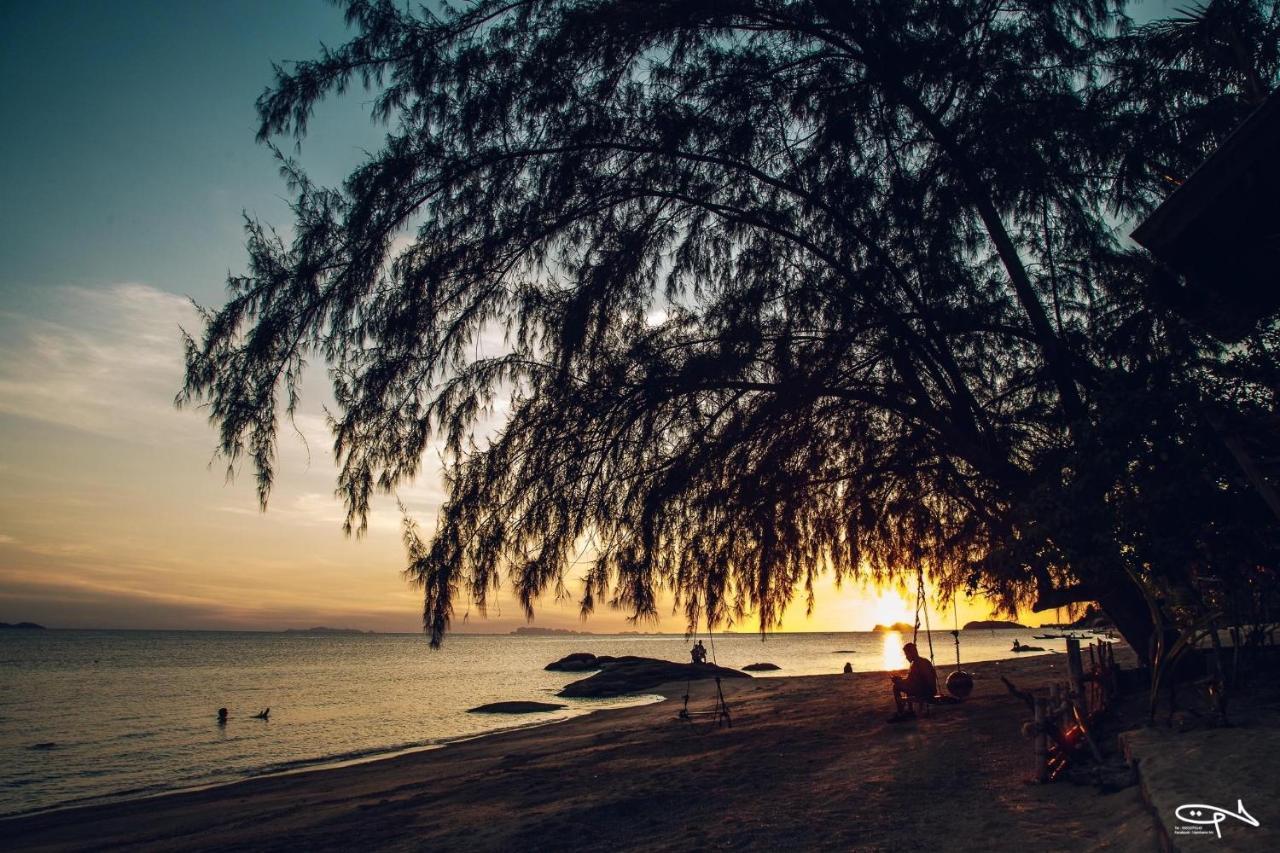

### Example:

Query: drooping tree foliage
xmin=181 ymin=0 xmax=1280 ymax=653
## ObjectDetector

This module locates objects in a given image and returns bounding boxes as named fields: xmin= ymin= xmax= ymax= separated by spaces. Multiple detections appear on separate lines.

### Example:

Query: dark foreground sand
xmin=4 ymin=653 xmax=1157 ymax=852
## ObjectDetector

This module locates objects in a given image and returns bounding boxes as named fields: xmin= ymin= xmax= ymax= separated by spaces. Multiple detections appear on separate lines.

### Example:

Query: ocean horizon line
xmin=0 ymin=625 xmax=1037 ymax=636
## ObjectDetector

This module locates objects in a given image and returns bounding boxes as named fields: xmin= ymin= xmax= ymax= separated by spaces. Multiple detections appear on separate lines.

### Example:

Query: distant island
xmin=0 ymin=622 xmax=46 ymax=630
xmin=511 ymin=627 xmax=591 ymax=636
xmin=283 ymin=627 xmax=376 ymax=634
xmin=871 ymin=622 xmax=916 ymax=633
xmin=962 ymin=620 xmax=1026 ymax=630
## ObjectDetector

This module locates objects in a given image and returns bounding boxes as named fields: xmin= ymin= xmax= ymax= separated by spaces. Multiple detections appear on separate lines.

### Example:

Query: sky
xmin=0 ymin=1 xmax=1176 ymax=634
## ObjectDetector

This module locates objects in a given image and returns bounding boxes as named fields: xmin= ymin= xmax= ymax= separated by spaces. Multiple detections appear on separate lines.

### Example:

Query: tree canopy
xmin=181 ymin=0 xmax=1280 ymax=651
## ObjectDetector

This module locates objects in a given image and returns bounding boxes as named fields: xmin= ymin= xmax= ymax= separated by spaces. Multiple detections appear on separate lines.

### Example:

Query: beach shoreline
xmin=4 ymin=649 xmax=1159 ymax=852
xmin=2 ymin=635 xmax=1070 ymax=819
xmin=3 ymin=693 xmax=668 ymax=824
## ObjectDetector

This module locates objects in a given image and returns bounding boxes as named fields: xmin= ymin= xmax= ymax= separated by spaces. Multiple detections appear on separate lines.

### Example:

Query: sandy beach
xmin=4 ymin=652 xmax=1157 ymax=852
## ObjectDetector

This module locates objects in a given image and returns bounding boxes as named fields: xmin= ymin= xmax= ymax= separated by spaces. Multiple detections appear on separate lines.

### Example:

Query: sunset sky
xmin=0 ymin=0 xmax=1174 ymax=634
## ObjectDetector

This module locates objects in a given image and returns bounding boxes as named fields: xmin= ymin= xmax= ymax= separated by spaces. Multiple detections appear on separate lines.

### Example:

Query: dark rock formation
xmin=545 ymin=652 xmax=597 ymax=671
xmin=742 ymin=662 xmax=781 ymax=671
xmin=557 ymin=656 xmax=748 ymax=698
xmin=469 ymin=701 xmax=567 ymax=714
xmin=544 ymin=652 xmax=618 ymax=672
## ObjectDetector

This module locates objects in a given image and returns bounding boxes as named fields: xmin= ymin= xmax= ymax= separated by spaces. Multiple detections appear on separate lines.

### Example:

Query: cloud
xmin=0 ymin=542 xmax=618 ymax=634
xmin=0 ymin=282 xmax=609 ymax=633
xmin=0 ymin=282 xmax=374 ymax=471
xmin=217 ymin=491 xmax=391 ymax=530
xmin=0 ymin=283 xmax=199 ymax=443
xmin=216 ymin=475 xmax=447 ymax=534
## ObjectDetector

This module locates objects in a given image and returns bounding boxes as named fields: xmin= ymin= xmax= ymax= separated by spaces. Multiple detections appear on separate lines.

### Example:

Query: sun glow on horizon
xmin=867 ymin=588 xmax=915 ymax=629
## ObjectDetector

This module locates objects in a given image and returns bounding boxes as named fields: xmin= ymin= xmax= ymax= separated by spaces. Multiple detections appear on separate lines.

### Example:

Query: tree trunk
xmin=1094 ymin=578 xmax=1155 ymax=666
xmin=1032 ymin=570 xmax=1156 ymax=666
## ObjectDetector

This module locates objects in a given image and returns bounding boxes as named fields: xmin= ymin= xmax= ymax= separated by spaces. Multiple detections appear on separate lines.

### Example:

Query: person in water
xmin=690 ymin=640 xmax=708 ymax=665
xmin=888 ymin=642 xmax=937 ymax=722
xmin=254 ymin=708 xmax=270 ymax=720
xmin=1012 ymin=638 xmax=1022 ymax=651
xmin=217 ymin=707 xmax=228 ymax=725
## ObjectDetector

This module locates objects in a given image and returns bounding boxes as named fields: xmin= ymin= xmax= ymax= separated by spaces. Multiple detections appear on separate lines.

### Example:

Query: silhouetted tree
xmin=181 ymin=0 xmax=1279 ymax=653
xmin=1109 ymin=0 xmax=1280 ymax=214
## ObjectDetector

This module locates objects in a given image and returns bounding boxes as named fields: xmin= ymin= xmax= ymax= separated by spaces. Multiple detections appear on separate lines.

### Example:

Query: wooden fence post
xmin=1034 ymin=697 xmax=1048 ymax=783
xmin=1066 ymin=638 xmax=1085 ymax=710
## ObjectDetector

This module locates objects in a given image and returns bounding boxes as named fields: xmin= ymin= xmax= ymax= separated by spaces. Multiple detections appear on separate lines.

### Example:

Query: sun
xmin=869 ymin=587 xmax=913 ymax=628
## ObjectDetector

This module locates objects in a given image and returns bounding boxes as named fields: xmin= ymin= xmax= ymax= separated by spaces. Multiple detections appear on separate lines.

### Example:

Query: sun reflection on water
xmin=881 ymin=630 xmax=909 ymax=670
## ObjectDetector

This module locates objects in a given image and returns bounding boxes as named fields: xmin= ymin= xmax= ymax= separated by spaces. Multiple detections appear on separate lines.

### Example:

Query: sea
xmin=0 ymin=627 xmax=1067 ymax=817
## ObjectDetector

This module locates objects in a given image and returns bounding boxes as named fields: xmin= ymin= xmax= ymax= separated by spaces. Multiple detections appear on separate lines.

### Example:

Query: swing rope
xmin=706 ymin=611 xmax=720 ymax=666
xmin=913 ymin=565 xmax=935 ymax=663
xmin=912 ymin=571 xmax=976 ymax=701
xmin=679 ymin=601 xmax=732 ymax=729
xmin=952 ymin=596 xmax=963 ymax=670
xmin=681 ymin=607 xmax=701 ymax=707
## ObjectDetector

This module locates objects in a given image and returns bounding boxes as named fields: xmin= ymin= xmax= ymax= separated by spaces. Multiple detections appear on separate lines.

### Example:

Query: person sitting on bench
xmin=888 ymin=642 xmax=937 ymax=722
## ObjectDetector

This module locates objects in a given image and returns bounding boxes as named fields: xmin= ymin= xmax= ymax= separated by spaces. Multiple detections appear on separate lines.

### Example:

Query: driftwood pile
xmin=1003 ymin=638 xmax=1125 ymax=784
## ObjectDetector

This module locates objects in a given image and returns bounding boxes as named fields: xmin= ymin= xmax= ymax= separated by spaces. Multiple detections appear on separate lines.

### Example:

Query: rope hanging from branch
xmin=914 ymin=565 xmax=936 ymax=662
xmin=679 ymin=599 xmax=732 ymax=729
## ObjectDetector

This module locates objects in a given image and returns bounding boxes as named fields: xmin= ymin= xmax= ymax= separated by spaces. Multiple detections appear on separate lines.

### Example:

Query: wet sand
xmin=3 ymin=652 xmax=1157 ymax=852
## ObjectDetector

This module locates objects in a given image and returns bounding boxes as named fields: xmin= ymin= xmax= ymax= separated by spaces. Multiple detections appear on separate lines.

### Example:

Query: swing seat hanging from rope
xmin=946 ymin=669 xmax=975 ymax=699
xmin=914 ymin=566 xmax=975 ymax=700
xmin=677 ymin=613 xmax=732 ymax=729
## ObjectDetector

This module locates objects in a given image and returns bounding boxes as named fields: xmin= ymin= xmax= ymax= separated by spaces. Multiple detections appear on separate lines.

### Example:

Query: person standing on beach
xmin=888 ymin=643 xmax=937 ymax=722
